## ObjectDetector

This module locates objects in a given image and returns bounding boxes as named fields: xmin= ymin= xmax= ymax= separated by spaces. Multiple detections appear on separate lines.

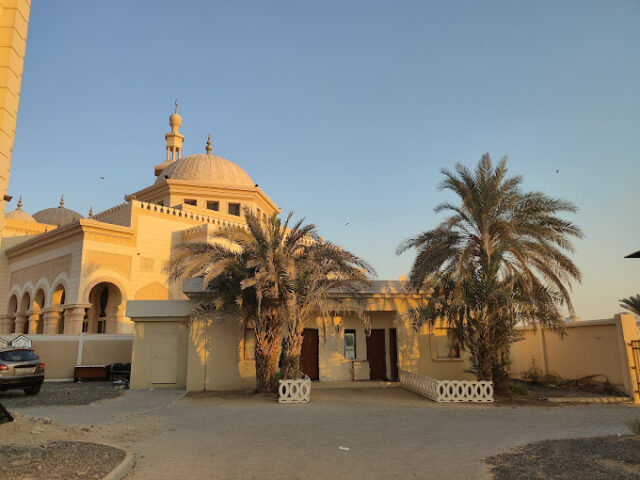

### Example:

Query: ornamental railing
xmin=399 ymin=369 xmax=493 ymax=403
xmin=278 ymin=377 xmax=311 ymax=404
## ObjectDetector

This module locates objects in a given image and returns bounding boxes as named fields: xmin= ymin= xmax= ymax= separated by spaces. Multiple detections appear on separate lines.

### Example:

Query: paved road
xmin=11 ymin=387 xmax=640 ymax=479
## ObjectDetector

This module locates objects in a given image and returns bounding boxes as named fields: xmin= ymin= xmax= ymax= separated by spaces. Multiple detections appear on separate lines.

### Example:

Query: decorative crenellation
xmin=93 ymin=202 xmax=129 ymax=220
xmin=399 ymin=369 xmax=494 ymax=403
xmin=96 ymin=200 xmax=315 ymax=245
xmin=135 ymin=200 xmax=249 ymax=229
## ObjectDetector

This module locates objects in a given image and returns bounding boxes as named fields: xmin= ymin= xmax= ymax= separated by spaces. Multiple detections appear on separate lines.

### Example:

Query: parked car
xmin=0 ymin=347 xmax=45 ymax=395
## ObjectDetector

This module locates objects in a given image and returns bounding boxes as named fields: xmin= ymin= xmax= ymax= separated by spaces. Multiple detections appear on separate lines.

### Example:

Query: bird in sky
xmin=555 ymin=169 xmax=559 ymax=174
xmin=99 ymin=176 xmax=105 ymax=180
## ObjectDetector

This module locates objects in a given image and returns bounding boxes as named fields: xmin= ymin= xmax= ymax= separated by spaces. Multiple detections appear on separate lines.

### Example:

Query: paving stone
xmin=10 ymin=387 xmax=640 ymax=479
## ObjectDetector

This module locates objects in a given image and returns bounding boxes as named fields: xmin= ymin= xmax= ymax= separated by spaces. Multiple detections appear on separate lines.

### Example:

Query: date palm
xmin=166 ymin=209 xmax=316 ymax=393
xmin=620 ymin=295 xmax=640 ymax=317
xmin=397 ymin=154 xmax=582 ymax=387
xmin=280 ymin=241 xmax=373 ymax=380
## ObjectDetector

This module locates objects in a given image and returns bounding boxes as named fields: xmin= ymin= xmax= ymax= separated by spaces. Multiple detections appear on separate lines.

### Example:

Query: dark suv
xmin=0 ymin=347 xmax=45 ymax=395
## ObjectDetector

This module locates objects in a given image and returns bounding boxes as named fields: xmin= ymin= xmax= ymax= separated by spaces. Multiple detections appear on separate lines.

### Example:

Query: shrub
xmin=521 ymin=360 xmax=542 ymax=383
xmin=508 ymin=381 xmax=529 ymax=396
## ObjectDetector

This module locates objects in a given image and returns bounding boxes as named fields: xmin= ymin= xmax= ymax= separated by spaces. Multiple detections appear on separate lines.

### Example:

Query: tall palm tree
xmin=397 ymin=154 xmax=582 ymax=387
xmin=165 ymin=209 xmax=316 ymax=393
xmin=620 ymin=295 xmax=640 ymax=317
xmin=279 ymin=240 xmax=373 ymax=380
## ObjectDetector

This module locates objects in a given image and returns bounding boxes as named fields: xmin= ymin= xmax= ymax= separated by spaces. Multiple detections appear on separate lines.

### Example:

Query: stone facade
xmin=0 ymin=110 xmax=280 ymax=337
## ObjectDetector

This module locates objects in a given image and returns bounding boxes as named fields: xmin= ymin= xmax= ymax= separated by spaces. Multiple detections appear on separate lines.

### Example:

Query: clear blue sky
xmin=9 ymin=1 xmax=640 ymax=318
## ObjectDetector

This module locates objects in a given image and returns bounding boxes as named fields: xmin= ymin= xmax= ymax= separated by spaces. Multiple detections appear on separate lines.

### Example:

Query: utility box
xmin=352 ymin=360 xmax=370 ymax=381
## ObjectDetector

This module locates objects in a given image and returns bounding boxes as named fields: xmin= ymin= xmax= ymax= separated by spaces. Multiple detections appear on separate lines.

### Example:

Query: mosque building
xmin=0 ymin=3 xmax=634 ymax=401
xmin=0 ymin=108 xmax=471 ymax=389
xmin=0 ymin=108 xmax=281 ymax=337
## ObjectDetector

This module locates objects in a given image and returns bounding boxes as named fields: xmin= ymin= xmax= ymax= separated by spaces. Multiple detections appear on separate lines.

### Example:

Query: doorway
xmin=150 ymin=336 xmax=179 ymax=384
xmin=389 ymin=328 xmax=399 ymax=381
xmin=367 ymin=329 xmax=386 ymax=380
xmin=300 ymin=328 xmax=319 ymax=380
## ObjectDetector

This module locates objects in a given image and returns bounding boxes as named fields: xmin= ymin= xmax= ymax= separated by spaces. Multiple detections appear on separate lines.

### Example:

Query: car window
xmin=0 ymin=350 xmax=38 ymax=362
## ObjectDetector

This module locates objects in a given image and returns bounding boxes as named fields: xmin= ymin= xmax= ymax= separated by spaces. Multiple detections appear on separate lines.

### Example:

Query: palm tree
xmin=397 ymin=154 xmax=582 ymax=388
xmin=165 ymin=210 xmax=317 ymax=393
xmin=279 ymin=240 xmax=373 ymax=380
xmin=620 ymin=295 xmax=640 ymax=317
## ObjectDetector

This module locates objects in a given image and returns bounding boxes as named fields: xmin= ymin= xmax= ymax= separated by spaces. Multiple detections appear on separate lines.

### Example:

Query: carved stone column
xmin=63 ymin=304 xmax=92 ymax=335
xmin=84 ymin=303 xmax=98 ymax=333
xmin=27 ymin=310 xmax=43 ymax=334
xmin=14 ymin=311 xmax=28 ymax=334
xmin=105 ymin=305 xmax=118 ymax=334
xmin=0 ymin=314 xmax=14 ymax=334
xmin=42 ymin=307 xmax=63 ymax=335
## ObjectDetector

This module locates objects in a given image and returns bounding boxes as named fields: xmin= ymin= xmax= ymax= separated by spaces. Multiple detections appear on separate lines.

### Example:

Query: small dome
xmin=155 ymin=153 xmax=254 ymax=188
xmin=33 ymin=197 xmax=84 ymax=226
xmin=169 ymin=112 xmax=182 ymax=128
xmin=6 ymin=208 xmax=36 ymax=222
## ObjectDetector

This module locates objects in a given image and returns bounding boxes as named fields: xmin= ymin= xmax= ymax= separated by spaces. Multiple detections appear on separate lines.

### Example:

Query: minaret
xmin=154 ymin=100 xmax=185 ymax=177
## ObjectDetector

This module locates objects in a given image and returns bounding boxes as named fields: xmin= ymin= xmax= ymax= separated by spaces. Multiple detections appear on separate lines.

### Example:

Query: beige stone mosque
xmin=0 ymin=108 xmax=281 ymax=338
xmin=0 ymin=1 xmax=637 ymax=401
xmin=0 ymin=106 xmax=461 ymax=390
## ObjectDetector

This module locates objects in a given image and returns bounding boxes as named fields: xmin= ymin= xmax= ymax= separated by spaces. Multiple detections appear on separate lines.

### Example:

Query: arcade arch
xmin=85 ymin=282 xmax=124 ymax=334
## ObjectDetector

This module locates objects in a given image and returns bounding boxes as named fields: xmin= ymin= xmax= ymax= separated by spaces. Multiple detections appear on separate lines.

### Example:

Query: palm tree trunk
xmin=281 ymin=330 xmax=304 ymax=380
xmin=468 ymin=316 xmax=494 ymax=382
xmin=254 ymin=324 xmax=282 ymax=393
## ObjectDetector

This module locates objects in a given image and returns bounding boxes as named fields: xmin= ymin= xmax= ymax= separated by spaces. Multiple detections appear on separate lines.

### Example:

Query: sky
xmin=8 ymin=1 xmax=640 ymax=319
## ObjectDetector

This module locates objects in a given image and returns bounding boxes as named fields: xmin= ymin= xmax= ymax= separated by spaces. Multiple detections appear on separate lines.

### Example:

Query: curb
xmin=545 ymin=396 xmax=632 ymax=404
xmin=103 ymin=449 xmax=135 ymax=480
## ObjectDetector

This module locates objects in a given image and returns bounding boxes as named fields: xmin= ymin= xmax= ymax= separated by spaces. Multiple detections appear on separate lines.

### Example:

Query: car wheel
xmin=23 ymin=385 xmax=41 ymax=396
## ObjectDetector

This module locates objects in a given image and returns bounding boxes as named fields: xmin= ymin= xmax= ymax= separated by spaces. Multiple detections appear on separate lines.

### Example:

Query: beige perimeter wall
xmin=0 ymin=333 xmax=132 ymax=380
xmin=510 ymin=313 xmax=639 ymax=400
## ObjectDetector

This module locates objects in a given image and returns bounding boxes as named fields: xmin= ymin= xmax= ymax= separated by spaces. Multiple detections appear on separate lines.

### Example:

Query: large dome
xmin=155 ymin=153 xmax=254 ymax=188
xmin=33 ymin=205 xmax=84 ymax=226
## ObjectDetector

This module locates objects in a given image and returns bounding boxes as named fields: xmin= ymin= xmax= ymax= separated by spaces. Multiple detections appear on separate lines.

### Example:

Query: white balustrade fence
xmin=399 ymin=370 xmax=493 ymax=403
xmin=278 ymin=378 xmax=311 ymax=404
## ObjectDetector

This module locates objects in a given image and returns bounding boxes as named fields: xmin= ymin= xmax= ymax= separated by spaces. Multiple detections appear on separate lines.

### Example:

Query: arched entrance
xmin=51 ymin=284 xmax=66 ymax=334
xmin=5 ymin=294 xmax=17 ymax=333
xmin=16 ymin=292 xmax=31 ymax=334
xmin=86 ymin=282 xmax=123 ymax=334
xmin=31 ymin=289 xmax=46 ymax=334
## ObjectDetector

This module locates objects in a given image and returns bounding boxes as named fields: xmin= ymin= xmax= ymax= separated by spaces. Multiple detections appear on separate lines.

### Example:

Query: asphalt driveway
xmin=6 ymin=386 xmax=639 ymax=479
